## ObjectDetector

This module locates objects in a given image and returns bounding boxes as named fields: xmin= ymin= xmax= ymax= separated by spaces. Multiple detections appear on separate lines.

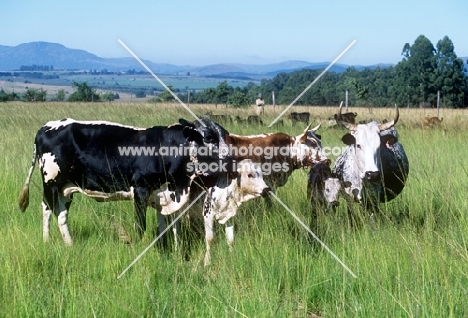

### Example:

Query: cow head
xmin=308 ymin=162 xmax=350 ymax=210
xmin=292 ymin=123 xmax=330 ymax=168
xmin=179 ymin=116 xmax=232 ymax=176
xmin=235 ymin=159 xmax=270 ymax=202
xmin=336 ymin=104 xmax=399 ymax=183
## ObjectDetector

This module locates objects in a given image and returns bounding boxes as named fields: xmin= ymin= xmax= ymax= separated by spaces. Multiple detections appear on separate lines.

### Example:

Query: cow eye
xmin=204 ymin=134 xmax=215 ymax=143
xmin=248 ymin=173 xmax=254 ymax=178
xmin=356 ymin=144 xmax=362 ymax=149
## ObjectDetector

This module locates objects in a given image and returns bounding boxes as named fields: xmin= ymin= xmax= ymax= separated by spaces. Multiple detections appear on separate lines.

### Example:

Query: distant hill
xmin=0 ymin=41 xmax=394 ymax=78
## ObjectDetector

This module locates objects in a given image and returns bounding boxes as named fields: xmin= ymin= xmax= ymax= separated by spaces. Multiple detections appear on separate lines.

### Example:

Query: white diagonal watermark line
xmin=118 ymin=39 xmax=205 ymax=127
xmin=268 ymin=40 xmax=357 ymax=127
xmin=268 ymin=191 xmax=357 ymax=278
xmin=117 ymin=190 xmax=207 ymax=279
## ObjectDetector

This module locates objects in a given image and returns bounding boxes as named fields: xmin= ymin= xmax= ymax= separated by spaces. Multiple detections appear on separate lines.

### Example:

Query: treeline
xmin=0 ymin=71 xmax=59 ymax=79
xmin=19 ymin=64 xmax=54 ymax=71
xmin=186 ymin=35 xmax=468 ymax=108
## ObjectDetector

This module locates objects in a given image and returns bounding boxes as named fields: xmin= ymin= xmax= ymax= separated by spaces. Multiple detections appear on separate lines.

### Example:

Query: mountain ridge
xmin=0 ymin=41 xmax=395 ymax=77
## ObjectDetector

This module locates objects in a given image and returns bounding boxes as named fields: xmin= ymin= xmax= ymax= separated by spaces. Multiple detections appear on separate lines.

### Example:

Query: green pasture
xmin=1 ymin=102 xmax=468 ymax=317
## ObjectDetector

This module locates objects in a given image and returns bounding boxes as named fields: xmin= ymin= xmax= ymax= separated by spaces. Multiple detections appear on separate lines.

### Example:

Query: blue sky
xmin=3 ymin=0 xmax=468 ymax=66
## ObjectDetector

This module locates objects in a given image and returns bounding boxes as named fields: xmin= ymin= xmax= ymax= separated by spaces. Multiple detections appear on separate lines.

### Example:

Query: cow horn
xmin=379 ymin=104 xmax=399 ymax=131
xmin=303 ymin=122 xmax=313 ymax=132
xmin=311 ymin=123 xmax=321 ymax=132
xmin=336 ymin=101 xmax=357 ymax=131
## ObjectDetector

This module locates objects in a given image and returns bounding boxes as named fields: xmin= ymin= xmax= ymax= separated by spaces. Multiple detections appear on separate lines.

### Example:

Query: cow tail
xmin=18 ymin=144 xmax=37 ymax=212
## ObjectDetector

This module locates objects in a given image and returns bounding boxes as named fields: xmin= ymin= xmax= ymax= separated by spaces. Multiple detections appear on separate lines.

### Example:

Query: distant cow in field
xmin=290 ymin=112 xmax=310 ymax=124
xmin=206 ymin=113 xmax=232 ymax=125
xmin=235 ymin=116 xmax=247 ymax=125
xmin=247 ymin=115 xmax=263 ymax=125
xmin=422 ymin=116 xmax=443 ymax=128
xmin=334 ymin=112 xmax=358 ymax=125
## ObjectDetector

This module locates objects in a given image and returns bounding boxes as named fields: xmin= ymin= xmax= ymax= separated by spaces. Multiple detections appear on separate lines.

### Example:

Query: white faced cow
xmin=18 ymin=117 xmax=230 ymax=245
xmin=332 ymin=105 xmax=409 ymax=211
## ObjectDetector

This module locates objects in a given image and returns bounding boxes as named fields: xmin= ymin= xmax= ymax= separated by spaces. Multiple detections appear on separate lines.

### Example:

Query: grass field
xmin=1 ymin=102 xmax=468 ymax=317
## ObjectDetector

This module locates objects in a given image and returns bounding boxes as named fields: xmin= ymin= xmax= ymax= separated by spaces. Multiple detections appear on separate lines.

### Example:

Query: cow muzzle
xmin=261 ymin=187 xmax=271 ymax=197
xmin=364 ymin=171 xmax=380 ymax=182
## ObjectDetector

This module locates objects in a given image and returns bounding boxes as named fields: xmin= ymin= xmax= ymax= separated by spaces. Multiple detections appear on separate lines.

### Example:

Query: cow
xmin=290 ymin=112 xmax=310 ymax=124
xmin=156 ymin=159 xmax=269 ymax=266
xmin=18 ymin=117 xmax=230 ymax=245
xmin=247 ymin=115 xmax=263 ymax=125
xmin=334 ymin=112 xmax=358 ymax=125
xmin=152 ymin=118 xmax=329 ymax=265
xmin=205 ymin=113 xmax=232 ymax=125
xmin=234 ymin=116 xmax=246 ymax=125
xmin=332 ymin=105 xmax=409 ymax=213
xmin=422 ymin=116 xmax=443 ymax=128
xmin=307 ymin=162 xmax=345 ymax=211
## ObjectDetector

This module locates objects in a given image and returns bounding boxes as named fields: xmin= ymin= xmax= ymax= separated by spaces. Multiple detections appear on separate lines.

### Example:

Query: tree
xmin=215 ymin=81 xmax=230 ymax=106
xmin=101 ymin=92 xmax=115 ymax=102
xmin=68 ymin=81 xmax=100 ymax=102
xmin=397 ymin=35 xmax=438 ymax=106
xmin=0 ymin=89 xmax=17 ymax=102
xmin=434 ymin=36 xmax=468 ymax=107
xmin=156 ymin=86 xmax=175 ymax=102
xmin=227 ymin=91 xmax=250 ymax=108
xmin=56 ymin=89 xmax=66 ymax=101
xmin=23 ymin=88 xmax=47 ymax=102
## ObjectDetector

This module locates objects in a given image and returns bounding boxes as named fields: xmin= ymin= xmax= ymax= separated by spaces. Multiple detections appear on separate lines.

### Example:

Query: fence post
xmin=345 ymin=90 xmax=348 ymax=112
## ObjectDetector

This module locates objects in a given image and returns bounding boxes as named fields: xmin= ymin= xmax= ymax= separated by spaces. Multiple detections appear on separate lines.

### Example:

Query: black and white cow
xmin=18 ymin=117 xmax=230 ymax=245
xmin=155 ymin=159 xmax=269 ymax=266
xmin=332 ymin=105 xmax=409 ymax=211
xmin=307 ymin=162 xmax=345 ymax=211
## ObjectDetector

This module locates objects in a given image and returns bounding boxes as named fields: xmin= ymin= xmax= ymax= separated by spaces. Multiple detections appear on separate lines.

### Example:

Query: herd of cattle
xmin=18 ymin=105 xmax=410 ymax=266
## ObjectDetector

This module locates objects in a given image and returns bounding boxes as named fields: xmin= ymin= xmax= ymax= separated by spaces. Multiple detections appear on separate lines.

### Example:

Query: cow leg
xmin=43 ymin=185 xmax=73 ymax=245
xmin=41 ymin=201 xmax=52 ymax=242
xmin=225 ymin=221 xmax=234 ymax=252
xmin=53 ymin=194 xmax=72 ymax=245
xmin=157 ymin=208 xmax=168 ymax=239
xmin=172 ymin=214 xmax=181 ymax=250
xmin=204 ymin=211 xmax=214 ymax=267
xmin=133 ymin=187 xmax=149 ymax=239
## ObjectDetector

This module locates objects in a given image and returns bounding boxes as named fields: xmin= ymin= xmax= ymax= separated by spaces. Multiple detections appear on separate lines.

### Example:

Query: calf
xmin=307 ymin=162 xmax=342 ymax=210
xmin=290 ymin=112 xmax=310 ymax=124
xmin=18 ymin=117 xmax=229 ymax=245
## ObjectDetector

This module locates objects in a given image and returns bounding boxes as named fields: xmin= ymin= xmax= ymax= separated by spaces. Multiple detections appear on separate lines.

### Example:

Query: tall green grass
xmin=1 ymin=102 xmax=468 ymax=317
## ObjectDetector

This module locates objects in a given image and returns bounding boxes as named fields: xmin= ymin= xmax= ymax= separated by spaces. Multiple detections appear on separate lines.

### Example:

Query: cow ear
xmin=341 ymin=133 xmax=355 ymax=145
xmin=183 ymin=127 xmax=203 ymax=144
xmin=381 ymin=134 xmax=397 ymax=146
xmin=315 ymin=133 xmax=322 ymax=140
xmin=179 ymin=118 xmax=195 ymax=128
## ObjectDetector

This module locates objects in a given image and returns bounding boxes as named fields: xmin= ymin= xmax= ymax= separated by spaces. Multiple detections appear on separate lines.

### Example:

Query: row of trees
xmin=184 ymin=35 xmax=468 ymax=108
xmin=0 ymin=82 xmax=119 ymax=102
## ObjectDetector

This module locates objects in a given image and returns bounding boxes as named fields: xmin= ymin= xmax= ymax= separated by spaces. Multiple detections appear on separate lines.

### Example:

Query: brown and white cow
xmin=154 ymin=117 xmax=329 ymax=265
